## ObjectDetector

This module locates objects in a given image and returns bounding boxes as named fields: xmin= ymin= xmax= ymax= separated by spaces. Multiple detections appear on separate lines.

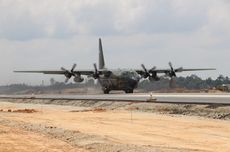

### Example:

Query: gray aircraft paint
xmin=99 ymin=38 xmax=105 ymax=70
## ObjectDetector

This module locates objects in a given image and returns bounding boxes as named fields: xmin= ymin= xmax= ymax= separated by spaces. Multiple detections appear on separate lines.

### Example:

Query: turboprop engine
xmin=73 ymin=76 xmax=84 ymax=83
xmin=141 ymin=64 xmax=160 ymax=82
xmin=61 ymin=64 xmax=84 ymax=83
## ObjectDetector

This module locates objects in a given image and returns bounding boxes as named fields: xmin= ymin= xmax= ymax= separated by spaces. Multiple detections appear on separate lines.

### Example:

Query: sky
xmin=0 ymin=0 xmax=229 ymax=85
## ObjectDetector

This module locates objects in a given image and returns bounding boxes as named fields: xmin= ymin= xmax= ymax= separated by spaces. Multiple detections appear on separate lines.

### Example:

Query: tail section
xmin=99 ymin=38 xmax=105 ymax=69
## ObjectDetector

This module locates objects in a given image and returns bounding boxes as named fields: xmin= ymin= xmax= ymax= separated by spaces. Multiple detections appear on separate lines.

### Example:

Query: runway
xmin=0 ymin=93 xmax=230 ymax=105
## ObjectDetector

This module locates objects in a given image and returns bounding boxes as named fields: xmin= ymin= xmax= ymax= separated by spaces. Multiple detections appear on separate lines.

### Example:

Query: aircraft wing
xmin=135 ymin=68 xmax=216 ymax=75
xmin=152 ymin=68 xmax=215 ymax=73
xmin=14 ymin=70 xmax=95 ymax=75
xmin=173 ymin=68 xmax=216 ymax=72
xmin=14 ymin=63 xmax=112 ymax=76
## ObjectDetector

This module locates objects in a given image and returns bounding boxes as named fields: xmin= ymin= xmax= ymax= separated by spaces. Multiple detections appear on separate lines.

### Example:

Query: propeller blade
xmin=169 ymin=62 xmax=173 ymax=71
xmin=168 ymin=62 xmax=177 ymax=77
xmin=151 ymin=66 xmax=156 ymax=70
xmin=94 ymin=63 xmax=98 ymax=72
xmin=93 ymin=63 xmax=99 ymax=79
xmin=141 ymin=64 xmax=150 ymax=78
xmin=61 ymin=64 xmax=77 ymax=82
xmin=149 ymin=66 xmax=157 ymax=73
xmin=71 ymin=64 xmax=77 ymax=72
xmin=61 ymin=67 xmax=68 ymax=71
xmin=141 ymin=64 xmax=147 ymax=73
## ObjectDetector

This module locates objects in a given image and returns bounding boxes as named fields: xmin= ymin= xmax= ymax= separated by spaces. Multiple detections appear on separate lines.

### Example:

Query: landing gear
xmin=125 ymin=89 xmax=133 ymax=93
xmin=103 ymin=88 xmax=110 ymax=94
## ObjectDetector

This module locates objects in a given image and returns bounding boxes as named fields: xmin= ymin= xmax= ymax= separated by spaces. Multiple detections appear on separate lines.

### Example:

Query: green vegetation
xmin=0 ymin=75 xmax=229 ymax=94
xmin=138 ymin=74 xmax=230 ymax=91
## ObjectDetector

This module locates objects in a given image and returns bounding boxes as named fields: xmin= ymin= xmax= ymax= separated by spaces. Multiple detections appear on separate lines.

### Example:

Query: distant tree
xmin=1 ymin=74 xmax=230 ymax=94
xmin=50 ymin=78 xmax=55 ymax=86
xmin=205 ymin=77 xmax=214 ymax=88
xmin=217 ymin=75 xmax=225 ymax=82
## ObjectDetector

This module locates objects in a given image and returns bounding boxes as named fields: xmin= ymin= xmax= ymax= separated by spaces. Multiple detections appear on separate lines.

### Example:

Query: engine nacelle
xmin=148 ymin=71 xmax=160 ymax=81
xmin=149 ymin=76 xmax=160 ymax=82
xmin=73 ymin=76 xmax=84 ymax=83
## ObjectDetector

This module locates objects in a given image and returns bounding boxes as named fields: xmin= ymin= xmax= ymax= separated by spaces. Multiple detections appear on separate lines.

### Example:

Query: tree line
xmin=138 ymin=74 xmax=230 ymax=91
xmin=0 ymin=75 xmax=229 ymax=94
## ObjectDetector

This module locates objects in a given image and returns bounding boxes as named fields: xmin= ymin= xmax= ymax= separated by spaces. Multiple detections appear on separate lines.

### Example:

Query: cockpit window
xmin=121 ymin=70 xmax=140 ymax=79
xmin=112 ymin=69 xmax=140 ymax=80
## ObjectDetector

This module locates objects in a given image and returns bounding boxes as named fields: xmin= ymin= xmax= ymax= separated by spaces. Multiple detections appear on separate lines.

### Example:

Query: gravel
xmin=0 ymin=118 xmax=191 ymax=152
xmin=4 ymin=99 xmax=230 ymax=120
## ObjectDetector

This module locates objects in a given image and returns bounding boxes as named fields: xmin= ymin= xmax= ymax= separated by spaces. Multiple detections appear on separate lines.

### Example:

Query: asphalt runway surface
xmin=1 ymin=93 xmax=230 ymax=105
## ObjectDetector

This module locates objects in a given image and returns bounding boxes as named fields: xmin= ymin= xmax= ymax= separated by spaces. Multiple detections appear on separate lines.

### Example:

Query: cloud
xmin=1 ymin=0 xmax=229 ymax=40
xmin=0 ymin=0 xmax=121 ymax=40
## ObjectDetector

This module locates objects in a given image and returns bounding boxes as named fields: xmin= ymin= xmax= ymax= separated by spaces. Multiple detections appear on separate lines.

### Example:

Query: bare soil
xmin=6 ymin=98 xmax=230 ymax=120
xmin=0 ymin=124 xmax=86 ymax=152
xmin=0 ymin=100 xmax=230 ymax=152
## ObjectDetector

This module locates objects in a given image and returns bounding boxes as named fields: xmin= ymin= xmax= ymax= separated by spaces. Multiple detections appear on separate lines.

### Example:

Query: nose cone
xmin=130 ymin=72 xmax=141 ymax=80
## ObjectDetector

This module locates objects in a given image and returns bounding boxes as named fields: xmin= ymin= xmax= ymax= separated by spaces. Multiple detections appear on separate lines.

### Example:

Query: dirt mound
xmin=0 ymin=108 xmax=38 ymax=113
xmin=12 ymin=109 xmax=38 ymax=113
xmin=92 ymin=108 xmax=106 ymax=113
xmin=70 ymin=108 xmax=106 ymax=113
xmin=4 ymin=98 xmax=230 ymax=120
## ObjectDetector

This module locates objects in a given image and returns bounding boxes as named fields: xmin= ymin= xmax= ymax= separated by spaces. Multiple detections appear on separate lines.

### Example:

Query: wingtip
xmin=13 ymin=71 xmax=26 ymax=73
xmin=207 ymin=68 xmax=216 ymax=70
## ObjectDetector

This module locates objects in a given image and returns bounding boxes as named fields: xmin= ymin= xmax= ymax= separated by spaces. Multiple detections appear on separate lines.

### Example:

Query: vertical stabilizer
xmin=99 ymin=38 xmax=105 ymax=69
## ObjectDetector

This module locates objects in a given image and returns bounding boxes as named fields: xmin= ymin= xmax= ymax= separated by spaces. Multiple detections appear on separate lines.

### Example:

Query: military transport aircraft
xmin=15 ymin=38 xmax=215 ymax=94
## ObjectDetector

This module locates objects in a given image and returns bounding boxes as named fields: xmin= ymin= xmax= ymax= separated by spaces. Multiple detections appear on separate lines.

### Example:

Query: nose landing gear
xmin=125 ymin=89 xmax=133 ymax=93
xmin=103 ymin=87 xmax=110 ymax=94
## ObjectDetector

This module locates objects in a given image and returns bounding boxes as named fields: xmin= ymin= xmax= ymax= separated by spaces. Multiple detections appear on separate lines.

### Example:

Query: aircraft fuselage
xmin=98 ymin=69 xmax=140 ymax=94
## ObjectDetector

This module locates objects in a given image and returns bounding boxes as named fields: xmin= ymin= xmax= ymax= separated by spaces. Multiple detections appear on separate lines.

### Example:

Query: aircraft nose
xmin=131 ymin=75 xmax=141 ymax=81
xmin=131 ymin=76 xmax=138 ymax=81
xmin=129 ymin=79 xmax=139 ymax=88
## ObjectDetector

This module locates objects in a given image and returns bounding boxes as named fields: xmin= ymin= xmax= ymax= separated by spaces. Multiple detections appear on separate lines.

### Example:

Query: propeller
xmin=141 ymin=64 xmax=150 ymax=78
xmin=141 ymin=64 xmax=159 ymax=81
xmin=71 ymin=63 xmax=77 ymax=73
xmin=168 ymin=62 xmax=176 ymax=77
xmin=167 ymin=62 xmax=181 ymax=88
xmin=168 ymin=62 xmax=184 ymax=75
xmin=61 ymin=64 xmax=77 ymax=83
xmin=149 ymin=66 xmax=157 ymax=73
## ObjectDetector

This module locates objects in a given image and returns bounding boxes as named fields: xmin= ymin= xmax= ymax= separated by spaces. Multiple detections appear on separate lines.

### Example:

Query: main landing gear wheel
xmin=125 ymin=89 xmax=133 ymax=93
xmin=103 ymin=88 xmax=110 ymax=94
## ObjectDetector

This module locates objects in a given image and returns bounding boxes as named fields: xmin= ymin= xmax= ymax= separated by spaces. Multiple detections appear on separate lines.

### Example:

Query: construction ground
xmin=0 ymin=99 xmax=230 ymax=152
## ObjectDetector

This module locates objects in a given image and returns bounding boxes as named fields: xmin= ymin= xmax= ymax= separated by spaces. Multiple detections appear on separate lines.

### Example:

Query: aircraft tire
xmin=125 ymin=89 xmax=133 ymax=93
xmin=103 ymin=88 xmax=110 ymax=94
